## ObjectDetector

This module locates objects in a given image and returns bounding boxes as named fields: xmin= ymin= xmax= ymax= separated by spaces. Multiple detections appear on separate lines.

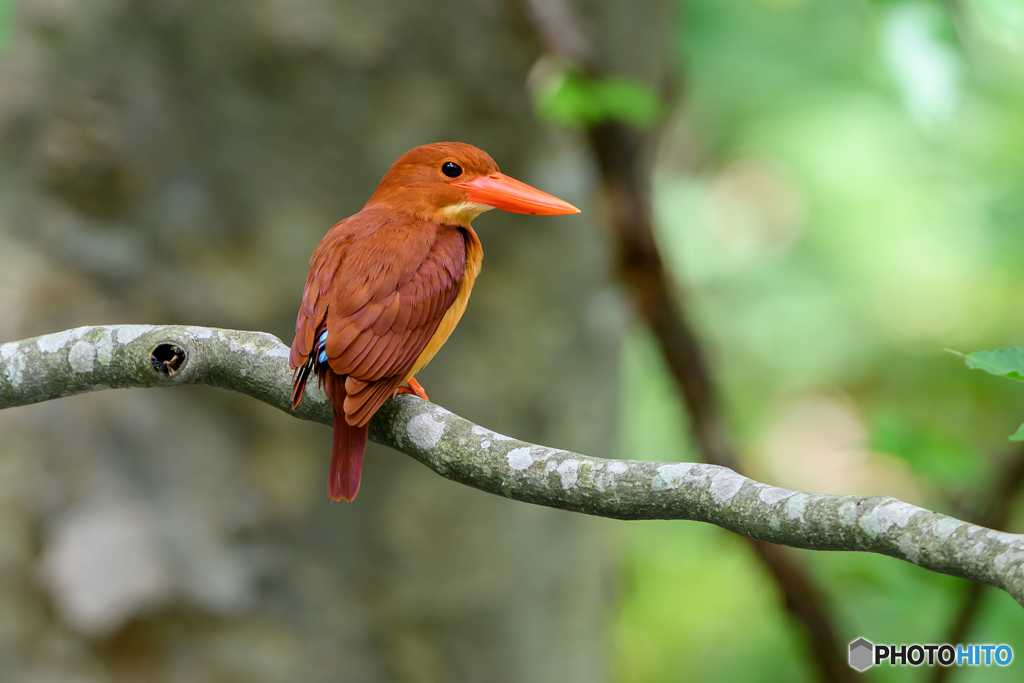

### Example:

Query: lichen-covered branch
xmin=4 ymin=325 xmax=1024 ymax=608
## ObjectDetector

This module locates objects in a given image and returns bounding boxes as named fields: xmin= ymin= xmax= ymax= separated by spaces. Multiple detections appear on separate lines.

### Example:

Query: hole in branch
xmin=150 ymin=343 xmax=187 ymax=377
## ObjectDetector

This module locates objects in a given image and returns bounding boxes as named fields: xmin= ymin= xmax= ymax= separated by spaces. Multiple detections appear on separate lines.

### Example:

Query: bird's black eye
xmin=441 ymin=161 xmax=463 ymax=178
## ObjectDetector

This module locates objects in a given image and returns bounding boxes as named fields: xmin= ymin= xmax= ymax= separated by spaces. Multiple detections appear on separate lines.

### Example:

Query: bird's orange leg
xmin=396 ymin=377 xmax=429 ymax=401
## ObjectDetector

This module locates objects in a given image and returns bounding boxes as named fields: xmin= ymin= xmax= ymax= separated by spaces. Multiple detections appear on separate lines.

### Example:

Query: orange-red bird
xmin=289 ymin=142 xmax=579 ymax=502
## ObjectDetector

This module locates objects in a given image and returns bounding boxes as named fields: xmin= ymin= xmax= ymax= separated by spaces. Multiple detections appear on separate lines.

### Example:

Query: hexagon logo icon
xmin=849 ymin=638 xmax=874 ymax=671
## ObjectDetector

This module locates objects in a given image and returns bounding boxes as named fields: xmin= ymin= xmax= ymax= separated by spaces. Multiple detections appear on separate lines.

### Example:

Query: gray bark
xmin=0 ymin=0 xmax=657 ymax=679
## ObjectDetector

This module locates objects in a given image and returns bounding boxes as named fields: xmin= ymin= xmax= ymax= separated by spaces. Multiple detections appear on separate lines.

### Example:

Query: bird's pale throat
xmin=438 ymin=201 xmax=495 ymax=224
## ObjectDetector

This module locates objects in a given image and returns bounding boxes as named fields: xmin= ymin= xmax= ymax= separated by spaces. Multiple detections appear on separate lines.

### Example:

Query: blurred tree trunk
xmin=0 ymin=0 xmax=665 ymax=680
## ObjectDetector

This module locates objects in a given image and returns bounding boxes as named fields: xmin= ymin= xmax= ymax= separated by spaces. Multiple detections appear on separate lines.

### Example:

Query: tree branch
xmin=514 ymin=2 xmax=853 ymax=680
xmin=3 ymin=325 xmax=1024 ymax=609
xmin=931 ymin=442 xmax=1024 ymax=683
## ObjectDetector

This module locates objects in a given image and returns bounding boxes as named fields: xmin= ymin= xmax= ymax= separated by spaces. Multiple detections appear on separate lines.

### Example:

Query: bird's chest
xmin=409 ymin=229 xmax=483 ymax=377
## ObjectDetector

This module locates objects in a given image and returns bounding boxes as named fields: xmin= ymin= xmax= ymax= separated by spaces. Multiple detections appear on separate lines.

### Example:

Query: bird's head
xmin=365 ymin=142 xmax=580 ymax=225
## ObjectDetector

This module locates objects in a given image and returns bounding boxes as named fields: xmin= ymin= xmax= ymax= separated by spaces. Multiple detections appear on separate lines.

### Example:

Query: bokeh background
xmin=0 ymin=0 xmax=1023 ymax=681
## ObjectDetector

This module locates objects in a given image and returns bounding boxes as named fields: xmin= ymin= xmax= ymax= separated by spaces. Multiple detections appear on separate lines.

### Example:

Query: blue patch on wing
xmin=312 ymin=329 xmax=329 ymax=369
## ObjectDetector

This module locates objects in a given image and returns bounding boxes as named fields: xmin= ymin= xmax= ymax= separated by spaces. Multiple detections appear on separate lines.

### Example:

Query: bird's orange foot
xmin=396 ymin=377 xmax=429 ymax=401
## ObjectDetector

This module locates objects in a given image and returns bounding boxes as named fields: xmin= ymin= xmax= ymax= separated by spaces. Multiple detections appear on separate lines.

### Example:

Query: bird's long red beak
xmin=453 ymin=173 xmax=580 ymax=216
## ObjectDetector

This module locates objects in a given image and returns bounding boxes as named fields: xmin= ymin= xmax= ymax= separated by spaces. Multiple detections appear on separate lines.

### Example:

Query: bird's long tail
xmin=329 ymin=411 xmax=367 ymax=502
xmin=294 ymin=328 xmax=368 ymax=502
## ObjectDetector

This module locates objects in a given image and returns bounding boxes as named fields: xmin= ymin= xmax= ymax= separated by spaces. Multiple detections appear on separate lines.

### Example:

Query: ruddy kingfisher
xmin=289 ymin=142 xmax=580 ymax=501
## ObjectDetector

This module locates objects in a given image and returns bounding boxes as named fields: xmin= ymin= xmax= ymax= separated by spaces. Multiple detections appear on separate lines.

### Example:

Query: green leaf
xmin=534 ymin=71 xmax=661 ymax=129
xmin=960 ymin=348 xmax=1024 ymax=382
xmin=1011 ymin=423 xmax=1024 ymax=442
xmin=955 ymin=349 xmax=1024 ymax=441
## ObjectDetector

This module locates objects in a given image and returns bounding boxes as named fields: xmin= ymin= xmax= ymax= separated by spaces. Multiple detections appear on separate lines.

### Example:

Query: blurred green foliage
xmin=533 ymin=68 xmax=661 ymax=128
xmin=606 ymin=0 xmax=1024 ymax=681
xmin=0 ymin=0 xmax=8 ymax=49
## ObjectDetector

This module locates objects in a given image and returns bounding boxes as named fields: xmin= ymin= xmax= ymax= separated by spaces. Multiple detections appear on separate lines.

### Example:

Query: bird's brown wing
xmin=290 ymin=208 xmax=466 ymax=426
